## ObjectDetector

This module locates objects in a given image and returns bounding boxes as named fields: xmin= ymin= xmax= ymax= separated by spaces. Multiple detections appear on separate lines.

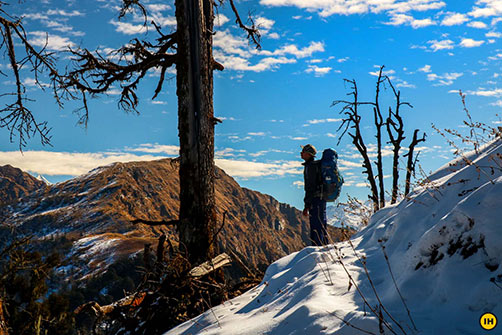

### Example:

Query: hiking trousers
xmin=309 ymin=197 xmax=328 ymax=246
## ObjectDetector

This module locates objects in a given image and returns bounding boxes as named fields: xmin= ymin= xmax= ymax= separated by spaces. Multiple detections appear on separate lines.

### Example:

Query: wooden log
xmin=189 ymin=253 xmax=231 ymax=278
xmin=74 ymin=292 xmax=147 ymax=316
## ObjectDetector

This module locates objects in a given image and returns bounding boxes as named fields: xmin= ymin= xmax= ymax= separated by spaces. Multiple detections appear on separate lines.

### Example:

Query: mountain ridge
xmin=0 ymin=159 xmax=347 ymax=281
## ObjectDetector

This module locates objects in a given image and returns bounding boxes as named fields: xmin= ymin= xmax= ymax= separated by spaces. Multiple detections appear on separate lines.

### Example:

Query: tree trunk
xmin=175 ymin=0 xmax=216 ymax=266
xmin=404 ymin=129 xmax=425 ymax=197
xmin=374 ymin=68 xmax=386 ymax=209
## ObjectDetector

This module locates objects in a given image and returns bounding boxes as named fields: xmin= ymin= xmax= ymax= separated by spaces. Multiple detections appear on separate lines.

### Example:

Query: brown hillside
xmin=1 ymin=159 xmax=346 ymax=278
xmin=0 ymin=165 xmax=46 ymax=208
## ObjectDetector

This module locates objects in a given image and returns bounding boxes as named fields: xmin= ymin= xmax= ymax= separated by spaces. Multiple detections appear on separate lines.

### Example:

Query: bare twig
xmin=328 ymin=310 xmax=378 ymax=335
xmin=380 ymin=243 xmax=418 ymax=331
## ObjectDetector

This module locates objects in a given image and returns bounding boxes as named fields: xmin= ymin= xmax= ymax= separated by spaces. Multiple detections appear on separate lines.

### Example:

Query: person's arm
xmin=303 ymin=163 xmax=317 ymax=214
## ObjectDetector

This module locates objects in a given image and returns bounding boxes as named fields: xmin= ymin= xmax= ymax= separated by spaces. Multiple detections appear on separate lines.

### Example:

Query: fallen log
xmin=189 ymin=253 xmax=232 ymax=278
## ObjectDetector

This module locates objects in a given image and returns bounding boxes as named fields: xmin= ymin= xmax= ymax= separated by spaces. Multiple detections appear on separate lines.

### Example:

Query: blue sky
xmin=2 ymin=0 xmax=502 ymax=209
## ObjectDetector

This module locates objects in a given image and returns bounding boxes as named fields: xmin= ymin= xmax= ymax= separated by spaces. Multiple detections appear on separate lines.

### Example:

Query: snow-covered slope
xmin=165 ymin=139 xmax=502 ymax=335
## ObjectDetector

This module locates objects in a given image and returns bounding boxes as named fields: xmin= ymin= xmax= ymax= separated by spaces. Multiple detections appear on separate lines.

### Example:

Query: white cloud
xmin=260 ymin=0 xmax=445 ymax=18
xmin=427 ymin=39 xmax=454 ymax=51
xmin=0 ymin=148 xmax=303 ymax=180
xmin=23 ymin=13 xmax=50 ymax=21
xmin=214 ymin=30 xmax=251 ymax=58
xmin=467 ymin=21 xmax=488 ymax=29
xmin=293 ymin=180 xmax=304 ymax=188
xmin=464 ymin=88 xmax=502 ymax=97
xmin=256 ymin=16 xmax=275 ymax=33
xmin=249 ymin=149 xmax=292 ymax=157
xmin=44 ymin=20 xmax=85 ymax=36
xmin=213 ymin=30 xmax=323 ymax=72
xmin=418 ymin=64 xmax=432 ymax=73
xmin=488 ymin=53 xmax=502 ymax=60
xmin=305 ymin=65 xmax=332 ymax=76
xmin=216 ymin=116 xmax=237 ymax=121
xmin=215 ymin=159 xmax=302 ymax=178
xmin=441 ymin=12 xmax=468 ymax=26
xmin=248 ymin=132 xmax=267 ymax=136
xmin=268 ymin=32 xmax=280 ymax=39
xmin=369 ymin=68 xmax=395 ymax=77
xmin=0 ymin=151 xmax=167 ymax=176
xmin=260 ymin=41 xmax=325 ymax=58
xmin=215 ymin=53 xmax=296 ymax=72
xmin=459 ymin=38 xmax=485 ymax=48
xmin=215 ymin=14 xmax=230 ymax=27
xmin=486 ymin=31 xmax=502 ymax=38
xmin=22 ymin=77 xmax=50 ymax=88
xmin=110 ymin=20 xmax=147 ymax=35
xmin=28 ymin=31 xmax=75 ymax=51
xmin=46 ymin=9 xmax=84 ymax=17
xmin=396 ymin=80 xmax=416 ymax=88
xmin=385 ymin=13 xmax=436 ymax=28
xmin=146 ymin=4 xmax=171 ymax=12
xmin=126 ymin=143 xmax=179 ymax=155
xmin=492 ymin=17 xmax=502 ymax=26
xmin=305 ymin=118 xmax=342 ymax=125
xmin=215 ymin=148 xmax=246 ymax=158
xmin=150 ymin=100 xmax=167 ymax=105
xmin=470 ymin=2 xmax=502 ymax=18
xmin=490 ymin=100 xmax=502 ymax=107
xmin=427 ymin=72 xmax=463 ymax=86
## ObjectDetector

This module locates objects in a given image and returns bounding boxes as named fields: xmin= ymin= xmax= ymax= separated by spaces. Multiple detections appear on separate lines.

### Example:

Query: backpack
xmin=319 ymin=148 xmax=344 ymax=202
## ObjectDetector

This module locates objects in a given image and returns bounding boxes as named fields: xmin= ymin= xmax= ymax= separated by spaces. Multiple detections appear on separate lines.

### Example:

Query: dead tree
xmin=404 ymin=130 xmax=426 ymax=197
xmin=334 ymin=79 xmax=380 ymax=212
xmin=385 ymin=77 xmax=411 ymax=204
xmin=373 ymin=66 xmax=386 ymax=209
xmin=0 ymin=1 xmax=259 ymax=266
xmin=333 ymin=67 xmax=426 ymax=211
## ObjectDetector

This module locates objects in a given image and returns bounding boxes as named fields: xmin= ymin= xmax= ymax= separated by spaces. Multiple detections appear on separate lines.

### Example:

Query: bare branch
xmin=229 ymin=0 xmax=261 ymax=49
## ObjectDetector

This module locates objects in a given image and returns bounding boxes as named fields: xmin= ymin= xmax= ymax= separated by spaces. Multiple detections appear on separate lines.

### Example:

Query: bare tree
xmin=0 ymin=0 xmax=260 ymax=266
xmin=333 ymin=66 xmax=425 ymax=211
xmin=333 ymin=79 xmax=380 ymax=212
xmin=373 ymin=67 xmax=386 ymax=209
xmin=385 ymin=76 xmax=411 ymax=204
xmin=404 ymin=129 xmax=426 ymax=197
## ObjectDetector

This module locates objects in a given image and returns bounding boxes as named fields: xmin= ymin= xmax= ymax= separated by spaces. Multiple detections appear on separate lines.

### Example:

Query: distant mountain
xmin=0 ymin=159 xmax=347 ymax=282
xmin=0 ymin=165 xmax=46 ymax=208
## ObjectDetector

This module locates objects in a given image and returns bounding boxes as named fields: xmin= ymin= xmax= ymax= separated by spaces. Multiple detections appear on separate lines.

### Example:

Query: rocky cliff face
xmin=0 ymin=159 xmax=346 ymax=279
xmin=0 ymin=165 xmax=46 ymax=208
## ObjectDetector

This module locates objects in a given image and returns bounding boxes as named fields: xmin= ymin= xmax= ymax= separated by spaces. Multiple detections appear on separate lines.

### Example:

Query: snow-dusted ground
xmin=165 ymin=139 xmax=502 ymax=335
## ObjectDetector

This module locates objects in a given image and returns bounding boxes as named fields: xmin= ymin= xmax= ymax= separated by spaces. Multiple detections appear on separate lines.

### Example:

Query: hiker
xmin=301 ymin=144 xmax=328 ymax=246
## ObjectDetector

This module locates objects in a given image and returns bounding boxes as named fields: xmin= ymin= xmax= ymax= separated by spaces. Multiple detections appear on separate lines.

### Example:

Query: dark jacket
xmin=303 ymin=158 xmax=322 ymax=209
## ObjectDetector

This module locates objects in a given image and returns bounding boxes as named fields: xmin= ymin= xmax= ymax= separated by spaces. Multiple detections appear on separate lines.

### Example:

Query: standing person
xmin=301 ymin=144 xmax=328 ymax=246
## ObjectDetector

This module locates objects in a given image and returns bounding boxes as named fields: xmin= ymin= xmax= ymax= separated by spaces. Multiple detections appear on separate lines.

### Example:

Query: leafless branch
xmin=228 ymin=0 xmax=261 ymax=49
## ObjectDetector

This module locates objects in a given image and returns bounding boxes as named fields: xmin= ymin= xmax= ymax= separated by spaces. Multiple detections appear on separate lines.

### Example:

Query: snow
xmin=165 ymin=138 xmax=502 ymax=335
xmin=74 ymin=235 xmax=121 ymax=261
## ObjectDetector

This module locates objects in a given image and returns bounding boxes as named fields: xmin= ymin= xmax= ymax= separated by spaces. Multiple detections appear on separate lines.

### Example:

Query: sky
xmin=1 ymin=0 xmax=502 ymax=209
